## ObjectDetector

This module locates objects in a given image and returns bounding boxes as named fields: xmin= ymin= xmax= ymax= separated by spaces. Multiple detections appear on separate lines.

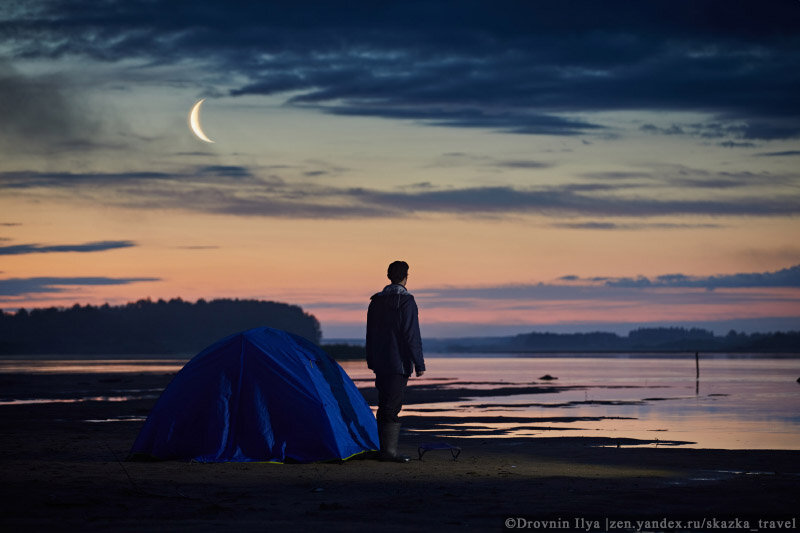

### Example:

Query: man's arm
xmin=402 ymin=297 xmax=425 ymax=376
xmin=365 ymin=300 xmax=375 ymax=368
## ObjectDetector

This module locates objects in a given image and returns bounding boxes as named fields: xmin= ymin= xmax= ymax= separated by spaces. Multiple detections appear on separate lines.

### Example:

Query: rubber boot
xmin=378 ymin=421 xmax=410 ymax=463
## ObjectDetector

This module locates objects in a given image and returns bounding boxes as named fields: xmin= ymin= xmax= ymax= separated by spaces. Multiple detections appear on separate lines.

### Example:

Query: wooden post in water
xmin=695 ymin=351 xmax=700 ymax=379
xmin=695 ymin=351 xmax=700 ymax=396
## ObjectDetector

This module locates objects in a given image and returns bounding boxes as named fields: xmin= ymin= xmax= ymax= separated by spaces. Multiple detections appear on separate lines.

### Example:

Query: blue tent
xmin=129 ymin=327 xmax=378 ymax=463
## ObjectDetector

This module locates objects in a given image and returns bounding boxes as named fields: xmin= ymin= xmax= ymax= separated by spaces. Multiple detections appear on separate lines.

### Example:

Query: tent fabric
xmin=129 ymin=327 xmax=378 ymax=463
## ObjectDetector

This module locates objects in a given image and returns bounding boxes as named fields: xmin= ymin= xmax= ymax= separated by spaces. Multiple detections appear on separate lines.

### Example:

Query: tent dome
xmin=130 ymin=327 xmax=378 ymax=463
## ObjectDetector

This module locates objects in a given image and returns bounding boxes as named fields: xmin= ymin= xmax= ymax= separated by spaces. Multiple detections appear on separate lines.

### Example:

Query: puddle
xmin=0 ymin=394 xmax=159 ymax=406
xmin=83 ymin=416 xmax=147 ymax=423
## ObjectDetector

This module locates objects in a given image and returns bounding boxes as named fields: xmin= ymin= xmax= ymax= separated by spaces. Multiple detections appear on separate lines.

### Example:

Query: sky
xmin=1 ymin=0 xmax=799 ymax=339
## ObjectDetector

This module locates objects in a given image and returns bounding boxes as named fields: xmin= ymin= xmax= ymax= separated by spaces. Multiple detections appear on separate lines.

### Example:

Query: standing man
xmin=366 ymin=260 xmax=425 ymax=463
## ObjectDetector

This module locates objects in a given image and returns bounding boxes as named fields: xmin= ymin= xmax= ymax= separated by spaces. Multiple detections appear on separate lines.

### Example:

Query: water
xmin=1 ymin=353 xmax=798 ymax=450
xmin=342 ymin=355 xmax=800 ymax=450
xmin=0 ymin=357 xmax=187 ymax=374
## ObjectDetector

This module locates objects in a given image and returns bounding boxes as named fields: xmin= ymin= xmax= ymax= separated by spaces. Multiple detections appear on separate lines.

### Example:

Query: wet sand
xmin=1 ymin=371 xmax=798 ymax=532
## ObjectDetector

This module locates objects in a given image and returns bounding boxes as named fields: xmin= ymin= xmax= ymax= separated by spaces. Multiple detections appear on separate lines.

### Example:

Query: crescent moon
xmin=188 ymin=99 xmax=215 ymax=143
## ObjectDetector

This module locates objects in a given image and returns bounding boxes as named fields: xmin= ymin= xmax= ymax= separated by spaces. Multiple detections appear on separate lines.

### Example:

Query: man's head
xmin=387 ymin=260 xmax=409 ymax=285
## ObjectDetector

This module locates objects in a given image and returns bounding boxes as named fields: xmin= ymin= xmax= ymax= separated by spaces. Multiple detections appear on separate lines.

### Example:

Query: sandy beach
xmin=1 ymin=368 xmax=798 ymax=532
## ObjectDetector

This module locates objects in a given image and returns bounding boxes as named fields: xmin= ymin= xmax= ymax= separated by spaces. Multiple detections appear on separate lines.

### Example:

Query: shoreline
xmin=1 ymin=370 xmax=798 ymax=531
xmin=331 ymin=352 xmax=800 ymax=362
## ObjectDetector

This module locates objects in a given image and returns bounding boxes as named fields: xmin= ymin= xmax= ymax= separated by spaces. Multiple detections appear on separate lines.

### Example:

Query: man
xmin=366 ymin=260 xmax=425 ymax=463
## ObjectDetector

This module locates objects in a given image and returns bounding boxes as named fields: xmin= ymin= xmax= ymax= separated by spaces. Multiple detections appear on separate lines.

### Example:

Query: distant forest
xmin=0 ymin=298 xmax=321 ymax=354
xmin=425 ymin=327 xmax=800 ymax=353
xmin=2 ymin=301 xmax=797 ymax=355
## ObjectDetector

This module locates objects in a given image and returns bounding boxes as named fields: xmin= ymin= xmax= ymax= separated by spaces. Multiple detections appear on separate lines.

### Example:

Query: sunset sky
xmin=1 ymin=1 xmax=799 ymax=339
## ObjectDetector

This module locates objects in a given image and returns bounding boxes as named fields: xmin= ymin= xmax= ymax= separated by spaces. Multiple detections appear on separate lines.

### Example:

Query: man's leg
xmin=375 ymin=373 xmax=408 ymax=424
xmin=375 ymin=373 xmax=410 ymax=462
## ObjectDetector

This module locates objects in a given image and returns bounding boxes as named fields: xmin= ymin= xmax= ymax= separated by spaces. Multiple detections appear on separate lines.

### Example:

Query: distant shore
xmin=2 ymin=350 xmax=799 ymax=364
xmin=1 ymin=368 xmax=798 ymax=531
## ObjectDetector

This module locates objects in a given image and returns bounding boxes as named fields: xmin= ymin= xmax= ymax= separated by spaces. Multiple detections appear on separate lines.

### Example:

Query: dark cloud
xmin=3 ymin=1 xmax=799 ymax=139
xmin=718 ymin=141 xmax=756 ymax=148
xmin=2 ymin=167 xmax=799 ymax=220
xmin=551 ymin=222 xmax=722 ymax=230
xmin=0 ymin=61 xmax=100 ymax=150
xmin=197 ymin=165 xmax=252 ymax=178
xmin=604 ymin=264 xmax=800 ymax=290
xmin=415 ymin=265 xmax=800 ymax=305
xmin=428 ymin=154 xmax=552 ymax=170
xmin=639 ymin=124 xmax=685 ymax=136
xmin=0 ymin=165 xmax=257 ymax=189
xmin=734 ymin=120 xmax=800 ymax=141
xmin=581 ymin=166 xmax=799 ymax=190
xmin=0 ymin=222 xmax=22 ymax=226
xmin=669 ymin=173 xmax=771 ymax=190
xmin=0 ymin=170 xmax=173 ymax=189
xmin=355 ymin=186 xmax=800 ymax=218
xmin=493 ymin=160 xmax=552 ymax=170
xmin=0 ymin=276 xmax=160 ymax=296
xmin=547 ymin=264 xmax=800 ymax=291
xmin=174 ymin=151 xmax=218 ymax=157
xmin=581 ymin=171 xmax=653 ymax=180
xmin=311 ymin=105 xmax=603 ymax=136
xmin=0 ymin=240 xmax=135 ymax=256
xmin=641 ymin=119 xmax=800 ymax=143
xmin=755 ymin=150 xmax=800 ymax=157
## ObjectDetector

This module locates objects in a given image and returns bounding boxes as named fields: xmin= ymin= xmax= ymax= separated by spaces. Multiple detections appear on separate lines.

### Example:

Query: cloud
xmin=718 ymin=140 xmax=756 ymax=149
xmin=551 ymin=222 xmax=722 ymax=230
xmin=403 ymin=265 xmax=800 ymax=329
xmin=2 ymin=167 xmax=799 ymax=220
xmin=755 ymin=150 xmax=800 ymax=157
xmin=3 ymin=1 xmax=799 ymax=139
xmin=604 ymin=264 xmax=800 ymax=290
xmin=427 ymin=153 xmax=552 ymax=170
xmin=0 ymin=61 xmax=101 ymax=150
xmin=545 ymin=264 xmax=800 ymax=292
xmin=581 ymin=165 xmax=799 ymax=191
xmin=418 ymin=265 xmax=800 ymax=301
xmin=0 ymin=240 xmax=135 ymax=256
xmin=0 ymin=276 xmax=160 ymax=296
xmin=0 ymin=165 xmax=258 ymax=189
xmin=197 ymin=165 xmax=253 ymax=178
xmin=310 ymin=105 xmax=604 ymax=136
xmin=0 ymin=170 xmax=173 ymax=189
xmin=493 ymin=160 xmax=552 ymax=170
xmin=354 ymin=186 xmax=800 ymax=218
xmin=581 ymin=171 xmax=652 ymax=180
xmin=641 ymin=120 xmax=800 ymax=143
xmin=639 ymin=124 xmax=685 ymax=136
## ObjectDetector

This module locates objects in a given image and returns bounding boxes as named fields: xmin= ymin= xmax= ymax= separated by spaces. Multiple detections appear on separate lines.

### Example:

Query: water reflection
xmin=0 ymin=393 xmax=160 ymax=406
xmin=2 ymin=355 xmax=798 ymax=450
xmin=83 ymin=416 xmax=147 ymax=423
xmin=0 ymin=359 xmax=187 ymax=374
xmin=345 ymin=356 xmax=800 ymax=450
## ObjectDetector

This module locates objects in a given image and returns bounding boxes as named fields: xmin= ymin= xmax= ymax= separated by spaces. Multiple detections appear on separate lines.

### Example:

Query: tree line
xmin=0 ymin=298 xmax=321 ymax=354
xmin=426 ymin=327 xmax=800 ymax=353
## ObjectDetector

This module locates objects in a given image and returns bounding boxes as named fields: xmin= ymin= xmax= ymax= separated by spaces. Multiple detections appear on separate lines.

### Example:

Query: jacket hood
xmin=371 ymin=284 xmax=408 ymax=300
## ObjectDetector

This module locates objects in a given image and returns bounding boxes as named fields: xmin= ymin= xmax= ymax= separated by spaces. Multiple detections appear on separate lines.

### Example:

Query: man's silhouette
xmin=366 ymin=260 xmax=425 ymax=462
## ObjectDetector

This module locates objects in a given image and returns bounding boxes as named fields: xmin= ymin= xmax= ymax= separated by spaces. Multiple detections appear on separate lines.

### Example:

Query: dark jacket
xmin=366 ymin=284 xmax=425 ymax=376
